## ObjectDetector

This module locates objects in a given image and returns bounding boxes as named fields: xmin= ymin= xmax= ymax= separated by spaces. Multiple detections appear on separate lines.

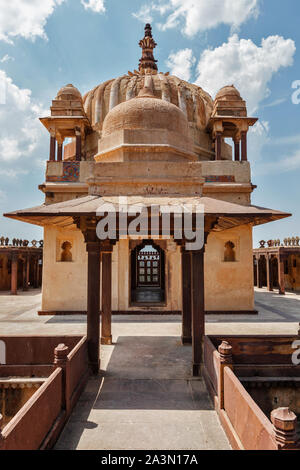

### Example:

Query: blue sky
xmin=0 ymin=0 xmax=299 ymax=247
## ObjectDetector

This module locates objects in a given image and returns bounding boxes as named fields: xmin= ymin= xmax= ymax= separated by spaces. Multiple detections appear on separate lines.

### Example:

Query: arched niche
xmin=61 ymin=241 xmax=73 ymax=262
xmin=130 ymin=239 xmax=165 ymax=304
xmin=224 ymin=241 xmax=236 ymax=262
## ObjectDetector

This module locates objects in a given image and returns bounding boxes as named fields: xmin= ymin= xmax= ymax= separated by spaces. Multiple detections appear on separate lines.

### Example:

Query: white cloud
xmin=0 ymin=0 xmax=65 ymax=43
xmin=133 ymin=3 xmax=169 ymax=23
xmin=134 ymin=0 xmax=259 ymax=37
xmin=81 ymin=0 xmax=105 ymax=13
xmin=195 ymin=34 xmax=296 ymax=113
xmin=0 ymin=168 xmax=28 ymax=178
xmin=193 ymin=34 xmax=295 ymax=176
xmin=269 ymin=135 xmax=300 ymax=146
xmin=256 ymin=148 xmax=300 ymax=175
xmin=0 ymin=55 xmax=14 ymax=63
xmin=261 ymin=97 xmax=286 ymax=109
xmin=0 ymin=70 xmax=47 ymax=164
xmin=249 ymin=126 xmax=300 ymax=176
xmin=278 ymin=151 xmax=300 ymax=172
xmin=133 ymin=5 xmax=154 ymax=23
xmin=166 ymin=48 xmax=195 ymax=81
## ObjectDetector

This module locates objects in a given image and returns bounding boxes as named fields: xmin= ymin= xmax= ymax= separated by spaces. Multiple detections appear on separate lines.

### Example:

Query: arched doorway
xmin=130 ymin=240 xmax=165 ymax=304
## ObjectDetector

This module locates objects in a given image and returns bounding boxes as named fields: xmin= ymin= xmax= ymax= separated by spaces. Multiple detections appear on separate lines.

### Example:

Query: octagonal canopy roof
xmin=4 ymin=195 xmax=291 ymax=232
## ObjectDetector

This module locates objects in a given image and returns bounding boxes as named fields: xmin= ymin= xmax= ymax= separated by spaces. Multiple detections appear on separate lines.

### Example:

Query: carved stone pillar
xmin=49 ymin=134 xmax=56 ymax=162
xmin=266 ymin=254 xmax=273 ymax=291
xmin=75 ymin=216 xmax=102 ymax=374
xmin=191 ymin=247 xmax=205 ymax=376
xmin=33 ymin=257 xmax=39 ymax=288
xmin=75 ymin=129 xmax=82 ymax=162
xmin=101 ymin=243 xmax=113 ymax=345
xmin=36 ymin=257 xmax=40 ymax=288
xmin=22 ymin=258 xmax=27 ymax=291
xmin=24 ymin=254 xmax=30 ymax=291
xmin=241 ymin=131 xmax=247 ymax=161
xmin=57 ymin=141 xmax=63 ymax=162
xmin=278 ymin=254 xmax=286 ymax=295
xmin=255 ymin=255 xmax=260 ymax=287
xmin=234 ymin=139 xmax=240 ymax=162
xmin=257 ymin=255 xmax=264 ymax=288
xmin=215 ymin=132 xmax=222 ymax=161
xmin=10 ymin=252 xmax=18 ymax=295
xmin=181 ymin=248 xmax=192 ymax=344
xmin=86 ymin=240 xmax=101 ymax=373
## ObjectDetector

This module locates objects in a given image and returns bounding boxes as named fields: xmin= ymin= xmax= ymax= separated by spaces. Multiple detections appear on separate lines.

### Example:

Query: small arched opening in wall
xmin=224 ymin=241 xmax=236 ymax=262
xmin=130 ymin=240 xmax=165 ymax=305
xmin=61 ymin=241 xmax=73 ymax=262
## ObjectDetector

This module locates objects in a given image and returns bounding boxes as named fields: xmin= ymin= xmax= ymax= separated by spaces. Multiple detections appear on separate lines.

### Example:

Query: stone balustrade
xmin=0 ymin=237 xmax=43 ymax=248
xmin=259 ymin=237 xmax=300 ymax=248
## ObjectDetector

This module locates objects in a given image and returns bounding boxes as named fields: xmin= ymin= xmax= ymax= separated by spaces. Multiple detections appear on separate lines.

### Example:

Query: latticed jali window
xmin=137 ymin=250 xmax=160 ymax=286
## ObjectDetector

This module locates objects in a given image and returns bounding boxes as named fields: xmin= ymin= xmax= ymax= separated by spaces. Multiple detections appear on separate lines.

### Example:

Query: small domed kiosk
xmin=208 ymin=84 xmax=257 ymax=161
xmin=213 ymin=85 xmax=247 ymax=117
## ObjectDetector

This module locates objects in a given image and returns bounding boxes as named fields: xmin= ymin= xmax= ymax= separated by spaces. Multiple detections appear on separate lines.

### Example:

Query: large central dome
xmin=102 ymin=86 xmax=189 ymax=137
xmin=95 ymin=81 xmax=197 ymax=162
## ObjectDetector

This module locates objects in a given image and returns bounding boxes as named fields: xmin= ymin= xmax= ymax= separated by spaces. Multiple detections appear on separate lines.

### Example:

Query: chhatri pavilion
xmin=4 ymin=24 xmax=290 ymax=376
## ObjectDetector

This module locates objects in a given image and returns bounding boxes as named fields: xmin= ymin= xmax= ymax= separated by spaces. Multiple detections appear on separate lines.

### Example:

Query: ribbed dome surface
xmin=83 ymin=74 xmax=213 ymax=131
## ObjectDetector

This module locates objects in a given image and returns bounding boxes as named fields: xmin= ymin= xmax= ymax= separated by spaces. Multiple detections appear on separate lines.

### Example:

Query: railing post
xmin=218 ymin=341 xmax=233 ymax=410
xmin=271 ymin=407 xmax=298 ymax=450
xmin=54 ymin=343 xmax=69 ymax=412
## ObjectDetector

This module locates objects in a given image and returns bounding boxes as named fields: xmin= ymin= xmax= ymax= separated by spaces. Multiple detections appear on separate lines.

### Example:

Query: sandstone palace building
xmin=5 ymin=25 xmax=290 ymax=375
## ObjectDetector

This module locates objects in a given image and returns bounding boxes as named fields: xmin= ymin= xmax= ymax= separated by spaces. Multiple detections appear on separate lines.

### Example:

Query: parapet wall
xmin=203 ymin=334 xmax=300 ymax=450
xmin=0 ymin=335 xmax=89 ymax=450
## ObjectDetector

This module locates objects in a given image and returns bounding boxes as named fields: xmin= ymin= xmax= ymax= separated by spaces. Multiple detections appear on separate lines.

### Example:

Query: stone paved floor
xmin=0 ymin=287 xmax=299 ymax=449
xmin=55 ymin=351 xmax=231 ymax=450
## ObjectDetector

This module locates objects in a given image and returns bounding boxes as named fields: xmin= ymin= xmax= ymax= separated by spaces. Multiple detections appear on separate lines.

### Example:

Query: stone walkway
xmin=0 ymin=287 xmax=299 ymax=449
xmin=55 ymin=337 xmax=231 ymax=450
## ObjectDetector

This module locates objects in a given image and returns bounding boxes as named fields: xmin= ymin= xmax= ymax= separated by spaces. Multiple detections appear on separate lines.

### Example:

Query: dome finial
xmin=138 ymin=24 xmax=158 ymax=75
xmin=138 ymin=75 xmax=155 ymax=98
